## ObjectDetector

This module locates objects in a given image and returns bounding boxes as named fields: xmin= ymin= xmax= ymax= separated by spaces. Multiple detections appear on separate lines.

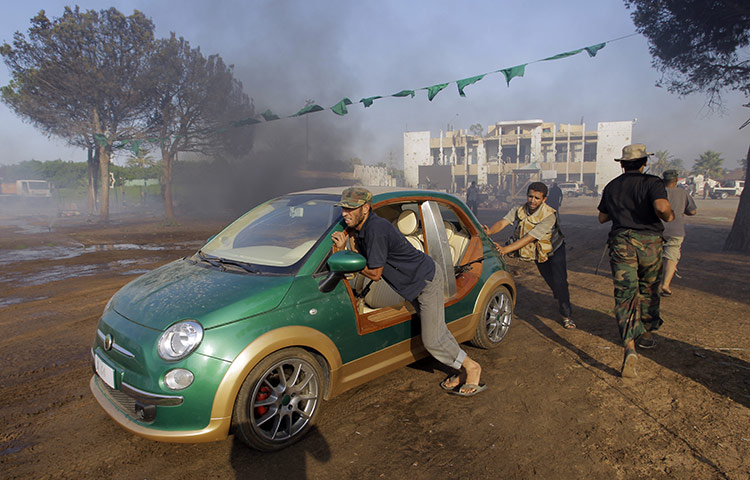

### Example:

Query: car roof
xmin=292 ymin=186 xmax=417 ymax=196
xmin=290 ymin=186 xmax=459 ymax=202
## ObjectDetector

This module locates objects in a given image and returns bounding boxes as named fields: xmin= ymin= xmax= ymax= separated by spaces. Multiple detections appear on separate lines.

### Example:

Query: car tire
xmin=233 ymin=347 xmax=324 ymax=451
xmin=470 ymin=285 xmax=513 ymax=349
xmin=720 ymin=192 xmax=728 ymax=199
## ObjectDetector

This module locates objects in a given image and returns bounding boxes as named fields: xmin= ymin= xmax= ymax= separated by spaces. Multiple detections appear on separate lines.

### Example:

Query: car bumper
xmin=89 ymin=374 xmax=231 ymax=443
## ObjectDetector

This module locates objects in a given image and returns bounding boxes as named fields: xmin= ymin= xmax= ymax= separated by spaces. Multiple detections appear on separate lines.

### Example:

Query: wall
xmin=595 ymin=121 xmax=633 ymax=191
xmin=403 ymin=131 xmax=431 ymax=187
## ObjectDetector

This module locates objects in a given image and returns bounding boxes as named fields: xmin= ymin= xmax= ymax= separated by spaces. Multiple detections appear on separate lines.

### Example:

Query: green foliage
xmin=624 ymin=0 xmax=750 ymax=108
xmin=1 ymin=159 xmax=159 ymax=189
xmin=470 ymin=123 xmax=484 ymax=137
xmin=691 ymin=150 xmax=725 ymax=179
xmin=649 ymin=150 xmax=685 ymax=177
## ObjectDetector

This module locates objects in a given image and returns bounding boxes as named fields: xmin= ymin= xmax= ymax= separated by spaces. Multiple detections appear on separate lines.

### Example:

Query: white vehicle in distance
xmin=558 ymin=182 xmax=582 ymax=197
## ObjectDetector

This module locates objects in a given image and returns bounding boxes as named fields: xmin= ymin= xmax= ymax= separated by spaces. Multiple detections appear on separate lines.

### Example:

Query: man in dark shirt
xmin=546 ymin=181 xmax=563 ymax=211
xmin=598 ymin=144 xmax=674 ymax=378
xmin=331 ymin=187 xmax=485 ymax=396
xmin=466 ymin=181 xmax=479 ymax=215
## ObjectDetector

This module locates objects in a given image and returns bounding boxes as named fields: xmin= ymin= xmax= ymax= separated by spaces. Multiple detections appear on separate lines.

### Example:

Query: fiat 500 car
xmin=90 ymin=186 xmax=516 ymax=451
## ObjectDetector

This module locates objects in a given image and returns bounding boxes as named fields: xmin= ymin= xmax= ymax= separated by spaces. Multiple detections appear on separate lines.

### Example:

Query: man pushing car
xmin=331 ymin=187 xmax=486 ymax=396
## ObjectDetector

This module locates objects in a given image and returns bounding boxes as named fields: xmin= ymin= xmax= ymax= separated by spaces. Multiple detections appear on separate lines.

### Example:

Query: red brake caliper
xmin=255 ymin=386 xmax=271 ymax=416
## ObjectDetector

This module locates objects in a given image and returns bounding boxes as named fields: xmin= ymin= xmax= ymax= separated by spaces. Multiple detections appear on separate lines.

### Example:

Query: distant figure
xmin=598 ymin=144 xmax=674 ymax=379
xmin=466 ymin=181 xmax=479 ymax=215
xmin=547 ymin=181 xmax=563 ymax=211
xmin=483 ymin=182 xmax=574 ymax=329
xmin=660 ymin=170 xmax=697 ymax=296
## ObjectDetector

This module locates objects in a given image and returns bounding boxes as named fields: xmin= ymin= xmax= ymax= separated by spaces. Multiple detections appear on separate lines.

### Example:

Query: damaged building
xmin=403 ymin=119 xmax=633 ymax=195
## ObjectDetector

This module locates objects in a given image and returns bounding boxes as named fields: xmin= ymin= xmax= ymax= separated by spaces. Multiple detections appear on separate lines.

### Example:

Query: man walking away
xmin=660 ymin=170 xmax=697 ymax=296
xmin=597 ymin=144 xmax=674 ymax=379
xmin=547 ymin=181 xmax=563 ymax=211
xmin=466 ymin=181 xmax=479 ymax=216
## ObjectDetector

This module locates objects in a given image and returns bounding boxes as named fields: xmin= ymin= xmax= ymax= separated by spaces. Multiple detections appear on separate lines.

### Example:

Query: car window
xmin=202 ymin=194 xmax=341 ymax=268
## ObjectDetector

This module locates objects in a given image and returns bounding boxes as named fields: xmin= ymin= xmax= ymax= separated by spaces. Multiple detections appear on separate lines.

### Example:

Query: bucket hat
xmin=615 ymin=144 xmax=653 ymax=162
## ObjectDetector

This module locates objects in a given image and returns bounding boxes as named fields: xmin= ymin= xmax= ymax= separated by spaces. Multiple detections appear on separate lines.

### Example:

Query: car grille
xmin=95 ymin=376 xmax=154 ymax=424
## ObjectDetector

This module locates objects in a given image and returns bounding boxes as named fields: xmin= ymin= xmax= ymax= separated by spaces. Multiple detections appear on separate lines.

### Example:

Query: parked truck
xmin=709 ymin=180 xmax=744 ymax=199
xmin=0 ymin=179 xmax=53 ymax=197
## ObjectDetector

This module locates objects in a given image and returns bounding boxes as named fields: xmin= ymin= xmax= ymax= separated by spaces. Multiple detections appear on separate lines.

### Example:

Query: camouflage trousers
xmin=609 ymin=230 xmax=664 ymax=345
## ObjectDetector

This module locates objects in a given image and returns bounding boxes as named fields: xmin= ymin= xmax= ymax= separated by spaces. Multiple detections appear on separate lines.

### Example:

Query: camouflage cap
xmin=663 ymin=169 xmax=680 ymax=181
xmin=615 ymin=143 xmax=653 ymax=162
xmin=335 ymin=187 xmax=373 ymax=208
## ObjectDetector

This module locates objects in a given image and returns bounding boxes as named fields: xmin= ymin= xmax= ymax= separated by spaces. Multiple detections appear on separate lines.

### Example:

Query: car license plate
xmin=95 ymin=354 xmax=115 ymax=389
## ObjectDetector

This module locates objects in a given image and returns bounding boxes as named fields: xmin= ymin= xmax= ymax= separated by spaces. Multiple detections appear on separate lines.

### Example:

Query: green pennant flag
xmin=426 ymin=83 xmax=449 ymax=101
xmin=501 ymin=64 xmax=526 ymax=86
xmin=331 ymin=98 xmax=353 ymax=116
xmin=456 ymin=74 xmax=485 ymax=97
xmin=294 ymin=104 xmax=324 ymax=116
xmin=261 ymin=109 xmax=280 ymax=121
xmin=129 ymin=139 xmax=143 ymax=155
xmin=94 ymin=133 xmax=109 ymax=147
xmin=542 ymin=49 xmax=583 ymax=61
xmin=360 ymin=96 xmax=383 ymax=108
xmin=585 ymin=43 xmax=606 ymax=57
xmin=392 ymin=89 xmax=415 ymax=98
xmin=231 ymin=117 xmax=262 ymax=127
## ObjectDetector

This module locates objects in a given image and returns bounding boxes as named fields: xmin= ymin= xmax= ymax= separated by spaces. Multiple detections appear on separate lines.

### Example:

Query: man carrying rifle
xmin=331 ymin=187 xmax=486 ymax=396
xmin=483 ymin=182 xmax=574 ymax=329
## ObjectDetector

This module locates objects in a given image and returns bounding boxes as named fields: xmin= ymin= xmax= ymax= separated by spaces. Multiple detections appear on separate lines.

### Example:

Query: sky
xmin=1 ymin=0 xmax=748 ymax=171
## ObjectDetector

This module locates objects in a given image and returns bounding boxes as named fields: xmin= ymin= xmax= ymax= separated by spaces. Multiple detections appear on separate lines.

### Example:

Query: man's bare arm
xmin=654 ymin=198 xmax=674 ymax=222
xmin=360 ymin=265 xmax=383 ymax=281
xmin=498 ymin=234 xmax=536 ymax=255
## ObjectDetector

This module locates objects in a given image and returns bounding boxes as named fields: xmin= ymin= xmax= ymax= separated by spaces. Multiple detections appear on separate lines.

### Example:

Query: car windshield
xmin=201 ymin=194 xmax=341 ymax=270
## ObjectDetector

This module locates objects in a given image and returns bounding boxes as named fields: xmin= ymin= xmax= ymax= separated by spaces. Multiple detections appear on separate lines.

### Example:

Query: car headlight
xmin=157 ymin=320 xmax=203 ymax=361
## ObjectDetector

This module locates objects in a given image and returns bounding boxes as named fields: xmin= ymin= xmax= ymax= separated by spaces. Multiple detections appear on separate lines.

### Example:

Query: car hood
xmin=111 ymin=259 xmax=294 ymax=330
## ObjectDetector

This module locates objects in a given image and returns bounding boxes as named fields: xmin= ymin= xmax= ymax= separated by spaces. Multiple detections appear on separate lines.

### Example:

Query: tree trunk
xmin=87 ymin=147 xmax=99 ymax=216
xmin=723 ymin=143 xmax=750 ymax=252
xmin=161 ymin=146 xmax=175 ymax=220
xmin=99 ymin=147 xmax=111 ymax=223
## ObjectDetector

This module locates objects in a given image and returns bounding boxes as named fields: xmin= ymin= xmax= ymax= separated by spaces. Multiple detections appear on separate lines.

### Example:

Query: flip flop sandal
xmin=440 ymin=374 xmax=460 ymax=391
xmin=621 ymin=352 xmax=638 ymax=379
xmin=449 ymin=383 xmax=487 ymax=397
xmin=563 ymin=318 xmax=576 ymax=329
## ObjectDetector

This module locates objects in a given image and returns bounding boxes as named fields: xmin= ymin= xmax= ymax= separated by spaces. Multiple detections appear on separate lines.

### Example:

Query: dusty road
xmin=1 ymin=196 xmax=748 ymax=479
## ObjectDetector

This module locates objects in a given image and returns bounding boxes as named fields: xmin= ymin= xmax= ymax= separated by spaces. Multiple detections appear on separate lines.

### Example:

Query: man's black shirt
xmin=354 ymin=212 xmax=435 ymax=302
xmin=598 ymin=171 xmax=668 ymax=239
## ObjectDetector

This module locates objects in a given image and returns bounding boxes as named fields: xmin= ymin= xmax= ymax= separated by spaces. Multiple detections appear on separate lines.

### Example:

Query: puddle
xmin=0 ymin=240 xmax=203 ymax=285
xmin=0 ymin=241 xmax=201 ymax=267
xmin=0 ymin=296 xmax=50 ymax=308
xmin=0 ymin=258 xmax=169 ymax=286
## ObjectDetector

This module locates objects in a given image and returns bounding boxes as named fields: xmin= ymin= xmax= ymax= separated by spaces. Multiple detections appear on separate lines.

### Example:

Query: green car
xmin=90 ymin=186 xmax=515 ymax=451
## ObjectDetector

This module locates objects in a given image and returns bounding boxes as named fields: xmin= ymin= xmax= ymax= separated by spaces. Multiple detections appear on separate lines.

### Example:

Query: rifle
xmin=454 ymin=256 xmax=486 ymax=277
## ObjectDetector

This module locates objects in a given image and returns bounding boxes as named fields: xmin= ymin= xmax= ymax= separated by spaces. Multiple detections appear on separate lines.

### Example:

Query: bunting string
xmin=97 ymin=33 xmax=639 ymax=151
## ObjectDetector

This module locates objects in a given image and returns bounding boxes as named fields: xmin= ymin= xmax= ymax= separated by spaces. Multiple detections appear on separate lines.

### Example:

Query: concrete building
xmin=353 ymin=164 xmax=396 ymax=186
xmin=403 ymin=119 xmax=633 ymax=194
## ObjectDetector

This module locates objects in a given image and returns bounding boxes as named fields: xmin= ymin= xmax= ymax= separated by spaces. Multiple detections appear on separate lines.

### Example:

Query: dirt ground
xmin=1 ymin=196 xmax=748 ymax=479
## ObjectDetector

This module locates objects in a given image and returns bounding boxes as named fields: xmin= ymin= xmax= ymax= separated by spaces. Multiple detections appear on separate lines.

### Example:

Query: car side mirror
xmin=318 ymin=250 xmax=366 ymax=293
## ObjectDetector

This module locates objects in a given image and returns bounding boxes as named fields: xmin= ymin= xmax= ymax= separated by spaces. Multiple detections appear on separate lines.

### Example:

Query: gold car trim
xmin=209 ymin=325 xmax=343 ymax=416
xmin=89 ymin=375 xmax=231 ymax=443
xmin=473 ymin=270 xmax=516 ymax=313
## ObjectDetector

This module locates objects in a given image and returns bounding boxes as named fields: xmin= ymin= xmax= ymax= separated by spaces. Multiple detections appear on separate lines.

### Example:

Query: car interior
xmin=347 ymin=201 xmax=472 ymax=317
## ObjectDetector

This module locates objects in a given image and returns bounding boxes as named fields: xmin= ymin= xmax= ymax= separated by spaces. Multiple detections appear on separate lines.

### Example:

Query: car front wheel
xmin=233 ymin=347 xmax=324 ymax=451
xmin=471 ymin=285 xmax=513 ymax=348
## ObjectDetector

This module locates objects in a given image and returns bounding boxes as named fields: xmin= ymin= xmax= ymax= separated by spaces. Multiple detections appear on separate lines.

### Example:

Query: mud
xmin=0 ymin=197 xmax=748 ymax=479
